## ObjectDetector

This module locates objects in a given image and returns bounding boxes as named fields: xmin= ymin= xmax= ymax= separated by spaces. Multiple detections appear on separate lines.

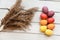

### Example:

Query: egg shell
xmin=42 ymin=6 xmax=48 ymax=14
xmin=47 ymin=24 xmax=55 ymax=30
xmin=40 ymin=20 xmax=47 ymax=25
xmin=40 ymin=13 xmax=48 ymax=19
xmin=45 ymin=29 xmax=53 ymax=36
xmin=47 ymin=18 xmax=55 ymax=23
xmin=40 ymin=26 xmax=47 ymax=32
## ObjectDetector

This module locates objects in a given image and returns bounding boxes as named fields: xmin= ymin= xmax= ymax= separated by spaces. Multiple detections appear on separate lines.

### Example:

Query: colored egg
xmin=40 ymin=20 xmax=47 ymax=25
xmin=47 ymin=24 xmax=55 ymax=30
xmin=47 ymin=18 xmax=55 ymax=23
xmin=40 ymin=26 xmax=47 ymax=32
xmin=40 ymin=13 xmax=48 ymax=19
xmin=45 ymin=29 xmax=53 ymax=36
xmin=42 ymin=6 xmax=48 ymax=14
xmin=48 ymin=11 xmax=55 ymax=17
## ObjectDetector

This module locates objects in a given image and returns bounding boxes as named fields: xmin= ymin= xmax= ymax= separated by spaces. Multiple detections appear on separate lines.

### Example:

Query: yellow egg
xmin=40 ymin=26 xmax=47 ymax=32
xmin=45 ymin=29 xmax=53 ymax=36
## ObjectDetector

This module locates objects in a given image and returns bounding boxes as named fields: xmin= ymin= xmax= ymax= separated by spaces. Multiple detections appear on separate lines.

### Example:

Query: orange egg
xmin=47 ymin=24 xmax=55 ymax=30
xmin=40 ymin=20 xmax=47 ymax=25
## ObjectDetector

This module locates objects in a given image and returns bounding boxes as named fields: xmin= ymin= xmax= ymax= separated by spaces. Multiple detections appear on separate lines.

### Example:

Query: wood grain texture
xmin=0 ymin=0 xmax=60 ymax=40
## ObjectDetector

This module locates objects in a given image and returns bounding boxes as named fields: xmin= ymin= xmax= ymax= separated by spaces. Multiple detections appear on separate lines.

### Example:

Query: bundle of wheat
xmin=1 ymin=0 xmax=23 ymax=25
xmin=0 ymin=0 xmax=38 ymax=31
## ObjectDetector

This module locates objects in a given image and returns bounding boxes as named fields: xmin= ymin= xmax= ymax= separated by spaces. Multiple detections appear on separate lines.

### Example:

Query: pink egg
xmin=48 ymin=11 xmax=55 ymax=17
xmin=42 ymin=6 xmax=48 ymax=14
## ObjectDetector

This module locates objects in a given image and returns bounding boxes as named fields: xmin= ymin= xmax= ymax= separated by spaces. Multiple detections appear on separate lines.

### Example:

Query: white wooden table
xmin=0 ymin=0 xmax=60 ymax=40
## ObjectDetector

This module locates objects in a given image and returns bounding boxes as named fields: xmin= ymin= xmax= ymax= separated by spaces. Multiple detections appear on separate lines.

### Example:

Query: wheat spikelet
xmin=0 ymin=0 xmax=38 ymax=31
xmin=1 ymin=0 xmax=23 ymax=26
xmin=1 ymin=7 xmax=38 ymax=31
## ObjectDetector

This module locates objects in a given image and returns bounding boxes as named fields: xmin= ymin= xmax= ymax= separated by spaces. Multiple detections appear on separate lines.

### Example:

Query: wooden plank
xmin=0 ymin=23 xmax=60 ymax=36
xmin=0 ymin=32 xmax=60 ymax=40
xmin=0 ymin=11 xmax=60 ymax=23
xmin=32 ymin=12 xmax=60 ymax=23
xmin=0 ymin=0 xmax=60 ymax=40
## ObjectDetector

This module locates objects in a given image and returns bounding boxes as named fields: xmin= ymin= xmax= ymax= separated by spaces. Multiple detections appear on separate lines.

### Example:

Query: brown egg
xmin=40 ymin=20 xmax=47 ymax=25
xmin=48 ymin=11 xmax=55 ymax=17
xmin=42 ymin=6 xmax=48 ymax=14
xmin=47 ymin=24 xmax=55 ymax=30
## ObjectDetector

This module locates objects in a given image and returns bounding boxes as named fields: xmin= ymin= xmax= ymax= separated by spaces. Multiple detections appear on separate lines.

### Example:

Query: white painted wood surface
xmin=0 ymin=0 xmax=60 ymax=40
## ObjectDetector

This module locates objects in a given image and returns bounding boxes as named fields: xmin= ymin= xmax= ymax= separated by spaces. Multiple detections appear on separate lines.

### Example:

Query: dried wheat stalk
xmin=0 ymin=0 xmax=38 ymax=31
xmin=1 ymin=0 xmax=23 ymax=26
xmin=1 ymin=7 xmax=38 ymax=31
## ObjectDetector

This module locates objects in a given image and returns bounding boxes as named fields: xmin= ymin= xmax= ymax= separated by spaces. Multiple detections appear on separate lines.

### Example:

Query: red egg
xmin=40 ymin=13 xmax=48 ymax=19
xmin=47 ymin=18 xmax=54 ymax=23
xmin=42 ymin=6 xmax=48 ymax=14
xmin=48 ymin=11 xmax=55 ymax=17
